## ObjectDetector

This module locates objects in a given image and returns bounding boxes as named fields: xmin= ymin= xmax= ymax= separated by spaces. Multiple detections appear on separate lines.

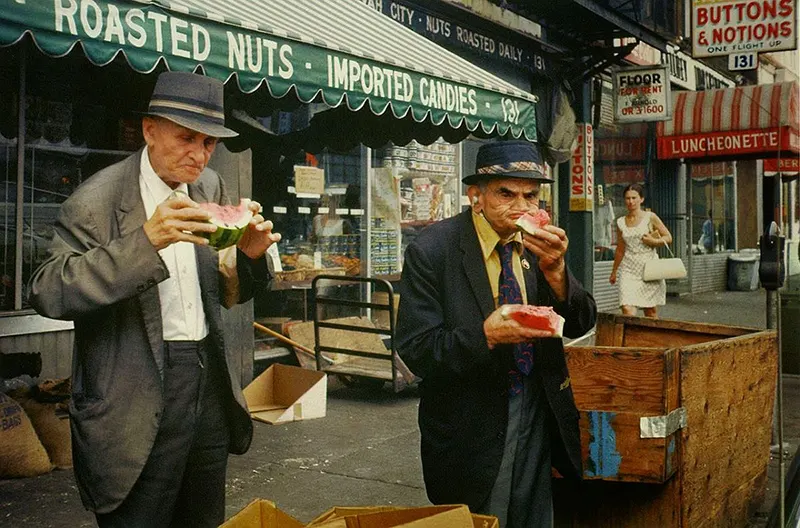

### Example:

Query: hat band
xmin=149 ymin=98 xmax=225 ymax=122
xmin=477 ymin=161 xmax=544 ymax=175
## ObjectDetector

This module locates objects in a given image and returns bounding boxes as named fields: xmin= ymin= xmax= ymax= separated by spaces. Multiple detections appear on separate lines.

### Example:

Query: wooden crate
xmin=555 ymin=313 xmax=777 ymax=527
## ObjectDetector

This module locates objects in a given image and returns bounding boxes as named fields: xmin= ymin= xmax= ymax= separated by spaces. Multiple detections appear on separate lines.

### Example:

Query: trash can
xmin=781 ymin=276 xmax=800 ymax=374
xmin=727 ymin=252 xmax=759 ymax=291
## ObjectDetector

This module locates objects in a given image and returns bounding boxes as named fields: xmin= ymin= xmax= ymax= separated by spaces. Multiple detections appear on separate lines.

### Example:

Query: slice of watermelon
xmin=196 ymin=199 xmax=253 ymax=249
xmin=504 ymin=305 xmax=564 ymax=337
xmin=516 ymin=209 xmax=550 ymax=236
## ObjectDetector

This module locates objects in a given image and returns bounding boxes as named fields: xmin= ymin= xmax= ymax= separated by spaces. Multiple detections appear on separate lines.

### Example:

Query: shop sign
xmin=663 ymin=46 xmax=697 ymax=90
xmin=658 ymin=128 xmax=799 ymax=159
xmin=294 ymin=166 xmax=326 ymax=195
xmin=595 ymin=137 xmax=646 ymax=161
xmin=357 ymin=0 xmax=549 ymax=74
xmin=602 ymin=165 xmax=645 ymax=185
xmin=569 ymin=123 xmax=594 ymax=212
xmin=695 ymin=67 xmax=733 ymax=90
xmin=613 ymin=66 xmax=672 ymax=123
xmin=19 ymin=0 xmax=538 ymax=140
xmin=764 ymin=157 xmax=800 ymax=173
xmin=692 ymin=0 xmax=798 ymax=58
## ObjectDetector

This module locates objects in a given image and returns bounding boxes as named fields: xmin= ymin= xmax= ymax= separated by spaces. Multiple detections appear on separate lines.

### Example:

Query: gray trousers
xmin=96 ymin=339 xmax=231 ymax=528
xmin=477 ymin=373 xmax=553 ymax=528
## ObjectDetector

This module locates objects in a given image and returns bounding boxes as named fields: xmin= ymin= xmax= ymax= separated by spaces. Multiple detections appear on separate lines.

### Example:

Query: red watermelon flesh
xmin=516 ymin=209 xmax=550 ymax=235
xmin=195 ymin=199 xmax=253 ymax=249
xmin=506 ymin=305 xmax=565 ymax=337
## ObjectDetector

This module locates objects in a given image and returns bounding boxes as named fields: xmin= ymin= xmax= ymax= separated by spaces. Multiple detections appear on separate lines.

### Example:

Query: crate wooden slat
xmin=555 ymin=313 xmax=777 ymax=527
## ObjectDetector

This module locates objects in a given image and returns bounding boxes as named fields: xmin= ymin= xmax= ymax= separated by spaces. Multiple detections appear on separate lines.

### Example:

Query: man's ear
xmin=466 ymin=186 xmax=482 ymax=212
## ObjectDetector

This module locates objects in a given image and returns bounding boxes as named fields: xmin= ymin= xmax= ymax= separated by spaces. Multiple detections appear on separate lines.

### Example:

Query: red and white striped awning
xmin=657 ymin=82 xmax=799 ymax=160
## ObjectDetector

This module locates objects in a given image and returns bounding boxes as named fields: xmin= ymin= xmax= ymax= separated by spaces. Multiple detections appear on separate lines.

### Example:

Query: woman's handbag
xmin=642 ymin=231 xmax=687 ymax=282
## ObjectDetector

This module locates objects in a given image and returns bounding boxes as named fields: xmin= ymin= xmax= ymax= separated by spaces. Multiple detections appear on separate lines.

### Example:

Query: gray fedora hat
xmin=462 ymin=140 xmax=552 ymax=185
xmin=145 ymin=71 xmax=238 ymax=138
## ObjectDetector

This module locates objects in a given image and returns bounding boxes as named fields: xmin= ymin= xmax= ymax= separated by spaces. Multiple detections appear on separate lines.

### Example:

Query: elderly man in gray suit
xmin=29 ymin=71 xmax=279 ymax=528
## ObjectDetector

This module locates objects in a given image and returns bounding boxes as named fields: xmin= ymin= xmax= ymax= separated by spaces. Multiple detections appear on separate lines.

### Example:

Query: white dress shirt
xmin=139 ymin=149 xmax=209 ymax=341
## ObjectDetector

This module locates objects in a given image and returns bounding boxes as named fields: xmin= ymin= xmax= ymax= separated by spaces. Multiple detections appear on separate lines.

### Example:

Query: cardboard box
xmin=243 ymin=364 xmax=326 ymax=424
xmin=311 ymin=505 xmax=474 ymax=528
xmin=220 ymin=499 xmax=303 ymax=528
xmin=309 ymin=505 xmax=498 ymax=528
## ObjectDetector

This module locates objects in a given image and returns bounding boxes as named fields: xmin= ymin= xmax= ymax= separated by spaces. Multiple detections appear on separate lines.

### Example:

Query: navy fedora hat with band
xmin=145 ymin=71 xmax=238 ymax=138
xmin=462 ymin=140 xmax=551 ymax=185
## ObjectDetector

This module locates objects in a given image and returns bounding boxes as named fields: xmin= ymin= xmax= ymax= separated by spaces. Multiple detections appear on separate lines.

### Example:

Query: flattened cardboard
xmin=311 ymin=505 xmax=476 ymax=528
xmin=309 ymin=505 xmax=498 ymax=528
xmin=220 ymin=499 xmax=303 ymax=528
xmin=243 ymin=364 xmax=327 ymax=424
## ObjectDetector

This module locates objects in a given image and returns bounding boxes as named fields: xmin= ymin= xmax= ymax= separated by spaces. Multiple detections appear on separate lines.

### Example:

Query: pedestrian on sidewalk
xmin=396 ymin=141 xmax=597 ymax=528
xmin=609 ymin=183 xmax=673 ymax=318
xmin=28 ymin=72 xmax=280 ymax=527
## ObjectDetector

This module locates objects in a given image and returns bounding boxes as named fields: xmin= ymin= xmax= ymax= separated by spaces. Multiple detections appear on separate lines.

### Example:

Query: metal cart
xmin=311 ymin=275 xmax=415 ymax=392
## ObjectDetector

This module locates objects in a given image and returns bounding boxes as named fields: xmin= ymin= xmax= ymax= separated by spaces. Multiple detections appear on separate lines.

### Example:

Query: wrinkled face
xmin=624 ymin=189 xmax=644 ymax=212
xmin=470 ymin=178 xmax=540 ymax=238
xmin=142 ymin=117 xmax=219 ymax=188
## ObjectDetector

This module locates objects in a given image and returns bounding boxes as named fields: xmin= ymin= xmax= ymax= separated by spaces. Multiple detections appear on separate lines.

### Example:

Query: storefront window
xmin=370 ymin=139 xmax=461 ymax=275
xmin=593 ymin=122 xmax=649 ymax=262
xmin=0 ymin=50 xmax=146 ymax=313
xmin=690 ymin=162 xmax=736 ymax=254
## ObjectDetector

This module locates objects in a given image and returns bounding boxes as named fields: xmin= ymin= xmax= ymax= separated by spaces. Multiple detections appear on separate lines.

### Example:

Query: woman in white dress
xmin=609 ymin=183 xmax=673 ymax=318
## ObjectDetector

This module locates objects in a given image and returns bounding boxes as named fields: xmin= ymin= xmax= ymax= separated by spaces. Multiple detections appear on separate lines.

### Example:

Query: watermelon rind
xmin=198 ymin=200 xmax=253 ymax=250
xmin=515 ymin=215 xmax=539 ymax=236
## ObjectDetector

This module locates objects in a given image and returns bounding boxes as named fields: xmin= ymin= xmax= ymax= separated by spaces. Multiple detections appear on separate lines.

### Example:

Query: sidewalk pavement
xmin=0 ymin=288 xmax=793 ymax=527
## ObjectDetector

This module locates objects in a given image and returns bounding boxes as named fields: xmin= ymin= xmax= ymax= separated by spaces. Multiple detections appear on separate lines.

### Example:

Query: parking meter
xmin=759 ymin=222 xmax=785 ymax=291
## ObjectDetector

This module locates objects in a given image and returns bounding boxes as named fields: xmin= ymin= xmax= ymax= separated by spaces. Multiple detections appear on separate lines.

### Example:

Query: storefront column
xmin=14 ymin=43 xmax=26 ymax=310
xmin=559 ymin=81 xmax=593 ymax=292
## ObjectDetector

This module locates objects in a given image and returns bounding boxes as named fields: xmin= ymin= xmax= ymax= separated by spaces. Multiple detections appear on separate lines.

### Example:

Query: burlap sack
xmin=19 ymin=398 xmax=72 ymax=469
xmin=0 ymin=393 xmax=53 ymax=478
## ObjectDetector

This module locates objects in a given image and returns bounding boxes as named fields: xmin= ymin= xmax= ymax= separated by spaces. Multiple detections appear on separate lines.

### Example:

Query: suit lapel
xmin=115 ymin=149 xmax=164 ymax=373
xmin=459 ymin=211 xmax=495 ymax=320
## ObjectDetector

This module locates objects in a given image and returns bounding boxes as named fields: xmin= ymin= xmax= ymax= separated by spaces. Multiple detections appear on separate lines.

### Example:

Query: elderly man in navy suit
xmin=397 ymin=141 xmax=597 ymax=527
xmin=30 ymin=72 xmax=279 ymax=527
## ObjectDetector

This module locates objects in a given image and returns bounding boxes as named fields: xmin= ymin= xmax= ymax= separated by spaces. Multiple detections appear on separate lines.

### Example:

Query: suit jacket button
xmin=137 ymin=284 xmax=145 ymax=292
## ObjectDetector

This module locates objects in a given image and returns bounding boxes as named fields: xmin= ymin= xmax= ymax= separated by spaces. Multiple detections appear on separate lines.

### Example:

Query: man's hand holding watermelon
xmin=483 ymin=306 xmax=560 ymax=349
xmin=144 ymin=194 xmax=281 ymax=259
xmin=235 ymin=201 xmax=282 ymax=259
xmin=516 ymin=209 xmax=569 ymax=302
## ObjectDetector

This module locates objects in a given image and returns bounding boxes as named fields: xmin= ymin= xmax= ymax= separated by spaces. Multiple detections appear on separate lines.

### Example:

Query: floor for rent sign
xmin=692 ymin=0 xmax=797 ymax=57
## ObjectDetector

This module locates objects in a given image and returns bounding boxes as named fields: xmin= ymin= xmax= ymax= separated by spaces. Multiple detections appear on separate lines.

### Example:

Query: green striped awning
xmin=0 ymin=0 xmax=538 ymax=140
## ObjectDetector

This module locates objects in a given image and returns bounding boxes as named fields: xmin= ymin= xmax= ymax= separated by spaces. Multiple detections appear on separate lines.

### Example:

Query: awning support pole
xmin=14 ymin=41 xmax=26 ymax=310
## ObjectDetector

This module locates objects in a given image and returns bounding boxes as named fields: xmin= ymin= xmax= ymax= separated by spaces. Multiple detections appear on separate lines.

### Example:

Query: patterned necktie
xmin=497 ymin=242 xmax=534 ymax=395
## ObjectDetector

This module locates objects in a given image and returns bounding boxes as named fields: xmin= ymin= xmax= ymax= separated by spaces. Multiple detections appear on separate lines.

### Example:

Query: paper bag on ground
xmin=243 ymin=364 xmax=326 ymax=424
xmin=220 ymin=499 xmax=303 ymax=528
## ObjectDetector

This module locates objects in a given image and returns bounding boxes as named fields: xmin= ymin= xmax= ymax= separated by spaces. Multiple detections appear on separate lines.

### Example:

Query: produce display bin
xmin=554 ymin=313 xmax=777 ymax=527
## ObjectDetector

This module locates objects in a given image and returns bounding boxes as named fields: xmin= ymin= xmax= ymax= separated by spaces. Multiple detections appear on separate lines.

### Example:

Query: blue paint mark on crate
xmin=666 ymin=436 xmax=676 ymax=476
xmin=586 ymin=411 xmax=623 ymax=478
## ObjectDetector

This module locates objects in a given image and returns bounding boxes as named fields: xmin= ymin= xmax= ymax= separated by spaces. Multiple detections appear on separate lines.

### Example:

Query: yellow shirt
xmin=472 ymin=211 xmax=528 ymax=308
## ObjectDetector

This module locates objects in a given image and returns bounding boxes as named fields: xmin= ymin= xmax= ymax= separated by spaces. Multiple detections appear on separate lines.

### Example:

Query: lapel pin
xmin=521 ymin=258 xmax=530 ymax=270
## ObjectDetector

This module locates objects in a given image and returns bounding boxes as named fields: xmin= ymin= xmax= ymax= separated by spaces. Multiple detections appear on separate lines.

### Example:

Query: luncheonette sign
xmin=569 ymin=124 xmax=594 ymax=212
xmin=613 ymin=66 xmax=671 ymax=123
xmin=692 ymin=0 xmax=798 ymax=58
xmin=658 ymin=128 xmax=800 ymax=159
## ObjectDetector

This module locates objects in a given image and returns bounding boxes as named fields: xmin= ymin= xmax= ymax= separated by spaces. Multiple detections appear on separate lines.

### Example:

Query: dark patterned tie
xmin=497 ymin=242 xmax=534 ymax=395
